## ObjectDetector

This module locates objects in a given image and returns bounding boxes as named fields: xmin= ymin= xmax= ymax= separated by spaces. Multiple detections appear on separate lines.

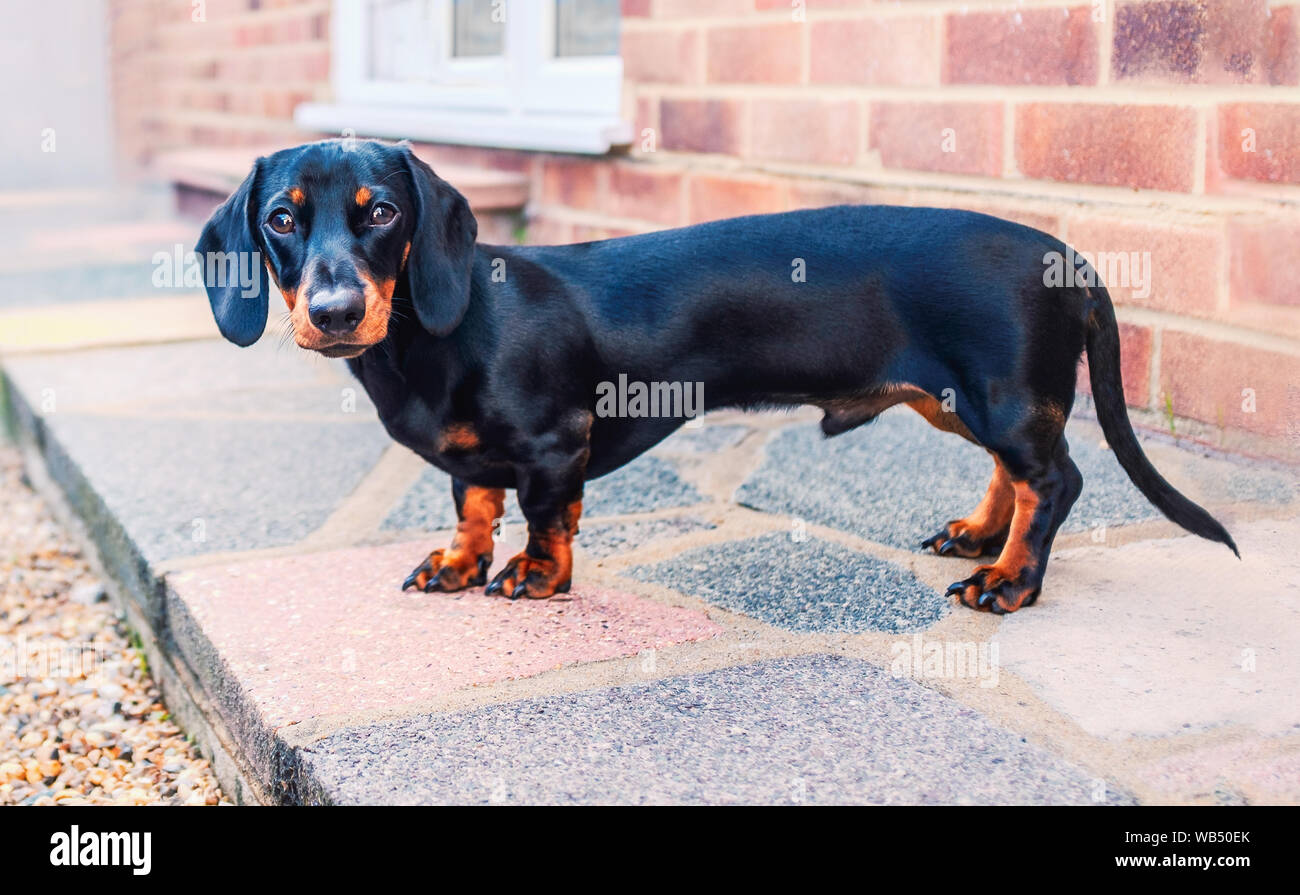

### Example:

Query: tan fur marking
xmin=959 ymin=458 xmax=1015 ymax=538
xmin=438 ymin=423 xmax=481 ymax=452
xmin=907 ymin=395 xmax=977 ymax=443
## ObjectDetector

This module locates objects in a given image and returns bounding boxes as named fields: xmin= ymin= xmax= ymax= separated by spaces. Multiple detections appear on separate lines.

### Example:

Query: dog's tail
xmin=1083 ymin=284 xmax=1239 ymax=557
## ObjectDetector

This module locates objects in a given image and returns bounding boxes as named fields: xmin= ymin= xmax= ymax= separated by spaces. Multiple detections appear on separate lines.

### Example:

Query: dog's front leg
xmin=402 ymin=480 xmax=504 ymax=593
xmin=486 ymin=462 xmax=585 ymax=600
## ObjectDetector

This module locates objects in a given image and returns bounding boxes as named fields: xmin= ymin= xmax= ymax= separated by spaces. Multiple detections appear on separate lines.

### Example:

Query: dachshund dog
xmin=197 ymin=140 xmax=1236 ymax=613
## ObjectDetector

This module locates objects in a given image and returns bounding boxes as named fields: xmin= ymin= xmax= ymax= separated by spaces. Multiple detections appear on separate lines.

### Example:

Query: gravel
xmin=0 ymin=444 xmax=226 ymax=806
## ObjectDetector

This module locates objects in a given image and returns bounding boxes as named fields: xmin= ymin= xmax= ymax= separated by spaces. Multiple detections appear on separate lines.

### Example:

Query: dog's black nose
xmin=308 ymin=290 xmax=366 ymax=336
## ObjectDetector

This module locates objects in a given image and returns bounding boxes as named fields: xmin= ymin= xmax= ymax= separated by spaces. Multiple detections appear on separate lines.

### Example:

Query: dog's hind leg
xmin=904 ymin=395 xmax=1015 ymax=558
xmin=922 ymin=457 xmax=1015 ymax=558
xmin=402 ymin=480 xmax=504 ymax=593
xmin=945 ymin=412 xmax=1083 ymax=613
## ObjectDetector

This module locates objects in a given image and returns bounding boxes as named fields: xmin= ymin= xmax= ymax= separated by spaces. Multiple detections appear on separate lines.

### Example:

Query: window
xmin=296 ymin=0 xmax=632 ymax=154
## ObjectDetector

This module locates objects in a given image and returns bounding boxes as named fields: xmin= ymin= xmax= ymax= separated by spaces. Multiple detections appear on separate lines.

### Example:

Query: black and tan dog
xmin=198 ymin=140 xmax=1236 ymax=613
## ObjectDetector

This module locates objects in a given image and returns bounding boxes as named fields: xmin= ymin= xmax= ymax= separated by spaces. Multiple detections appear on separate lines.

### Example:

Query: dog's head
xmin=196 ymin=140 xmax=477 ymax=357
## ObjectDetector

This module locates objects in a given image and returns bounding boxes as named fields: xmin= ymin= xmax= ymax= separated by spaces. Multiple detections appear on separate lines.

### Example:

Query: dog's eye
xmin=369 ymin=203 xmax=397 ymax=226
xmin=268 ymin=209 xmax=295 ymax=235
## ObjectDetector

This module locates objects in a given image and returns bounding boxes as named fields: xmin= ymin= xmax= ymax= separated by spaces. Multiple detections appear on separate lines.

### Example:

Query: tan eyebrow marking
xmin=288 ymin=187 xmax=305 ymax=205
xmin=355 ymin=187 xmax=372 ymax=206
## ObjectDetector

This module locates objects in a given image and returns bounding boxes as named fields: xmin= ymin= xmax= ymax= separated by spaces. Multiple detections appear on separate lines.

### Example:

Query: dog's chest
xmin=368 ymin=386 xmax=514 ymax=484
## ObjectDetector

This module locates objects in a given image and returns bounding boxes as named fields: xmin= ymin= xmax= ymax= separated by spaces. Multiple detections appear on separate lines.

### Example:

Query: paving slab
xmin=993 ymin=517 xmax=1300 ymax=739
xmin=650 ymin=422 xmax=753 ymax=455
xmin=2 ymin=338 xmax=389 ymax=563
xmin=626 ymin=531 xmax=946 ymax=633
xmin=735 ymin=410 xmax=1295 ymax=550
xmin=577 ymin=515 xmax=717 ymax=560
xmin=1134 ymin=740 xmax=1300 ymax=805
xmin=299 ymin=654 xmax=1123 ymax=805
xmin=42 ymin=414 xmax=388 ymax=563
xmin=167 ymin=539 xmax=721 ymax=735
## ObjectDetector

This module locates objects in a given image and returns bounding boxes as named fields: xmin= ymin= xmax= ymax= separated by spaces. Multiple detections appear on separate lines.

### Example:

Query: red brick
xmin=870 ymin=102 xmax=1002 ymax=177
xmin=687 ymin=175 xmax=788 ymax=224
xmin=1216 ymin=103 xmax=1300 ymax=184
xmin=1266 ymin=6 xmax=1300 ymax=86
xmin=1015 ymin=104 xmax=1198 ymax=192
xmin=1112 ymin=0 xmax=1273 ymax=84
xmin=540 ymin=160 xmax=602 ymax=210
xmin=1064 ymin=216 xmax=1222 ymax=317
xmin=707 ymin=24 xmax=803 ymax=84
xmin=660 ymin=99 xmax=744 ymax=155
xmin=949 ymin=201 xmax=1061 ymax=238
xmin=621 ymin=0 xmax=652 ymax=17
xmin=810 ymin=17 xmax=940 ymax=86
xmin=1228 ymin=216 xmax=1300 ymax=308
xmin=1078 ymin=322 xmax=1154 ymax=408
xmin=749 ymin=100 xmax=860 ymax=166
xmin=1159 ymin=332 xmax=1300 ymax=438
xmin=622 ymin=28 xmax=700 ymax=84
xmin=606 ymin=165 xmax=685 ymax=227
xmin=945 ymin=6 xmax=1099 ymax=86
xmin=787 ymin=180 xmax=889 ymax=211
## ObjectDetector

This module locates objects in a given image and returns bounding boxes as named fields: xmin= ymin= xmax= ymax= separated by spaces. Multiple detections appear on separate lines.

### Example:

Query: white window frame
xmin=296 ymin=0 xmax=632 ymax=155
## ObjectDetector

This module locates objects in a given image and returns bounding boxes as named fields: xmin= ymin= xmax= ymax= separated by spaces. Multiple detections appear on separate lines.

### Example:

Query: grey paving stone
xmin=734 ymin=410 xmax=1291 ymax=551
xmin=583 ymin=455 xmax=705 ymax=516
xmin=42 ymin=413 xmax=390 ymax=562
xmin=383 ymin=454 xmax=704 ymax=532
xmin=300 ymin=654 xmax=1123 ymax=805
xmin=626 ymin=531 xmax=946 ymax=633
xmin=577 ymin=515 xmax=716 ymax=560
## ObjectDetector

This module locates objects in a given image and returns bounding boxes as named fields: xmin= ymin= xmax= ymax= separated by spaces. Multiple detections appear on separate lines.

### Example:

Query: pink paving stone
xmin=168 ymin=541 xmax=721 ymax=726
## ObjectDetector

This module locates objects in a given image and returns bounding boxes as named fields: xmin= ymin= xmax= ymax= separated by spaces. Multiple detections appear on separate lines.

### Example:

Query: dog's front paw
xmin=485 ymin=552 xmax=571 ymax=600
xmin=402 ymin=548 xmax=491 ymax=593
xmin=945 ymin=564 xmax=1040 ymax=614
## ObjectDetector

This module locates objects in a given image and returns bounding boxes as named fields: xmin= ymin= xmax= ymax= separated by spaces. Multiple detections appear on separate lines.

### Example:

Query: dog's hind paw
xmin=946 ymin=564 xmax=1040 ymax=614
xmin=402 ymin=549 xmax=491 ymax=594
xmin=922 ymin=522 xmax=1007 ymax=558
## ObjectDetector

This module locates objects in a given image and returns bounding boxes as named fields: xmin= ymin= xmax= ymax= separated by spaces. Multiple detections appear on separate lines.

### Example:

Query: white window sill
xmin=295 ymin=102 xmax=634 ymax=155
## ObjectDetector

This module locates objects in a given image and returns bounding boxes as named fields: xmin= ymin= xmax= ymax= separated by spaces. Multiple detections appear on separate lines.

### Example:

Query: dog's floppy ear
xmin=196 ymin=159 xmax=270 ymax=347
xmin=400 ymin=146 xmax=478 ymax=336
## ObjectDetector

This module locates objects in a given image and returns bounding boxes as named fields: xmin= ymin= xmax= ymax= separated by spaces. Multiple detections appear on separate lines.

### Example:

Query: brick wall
xmin=109 ymin=0 xmax=1300 ymax=460
xmin=109 ymin=0 xmax=329 ymax=165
